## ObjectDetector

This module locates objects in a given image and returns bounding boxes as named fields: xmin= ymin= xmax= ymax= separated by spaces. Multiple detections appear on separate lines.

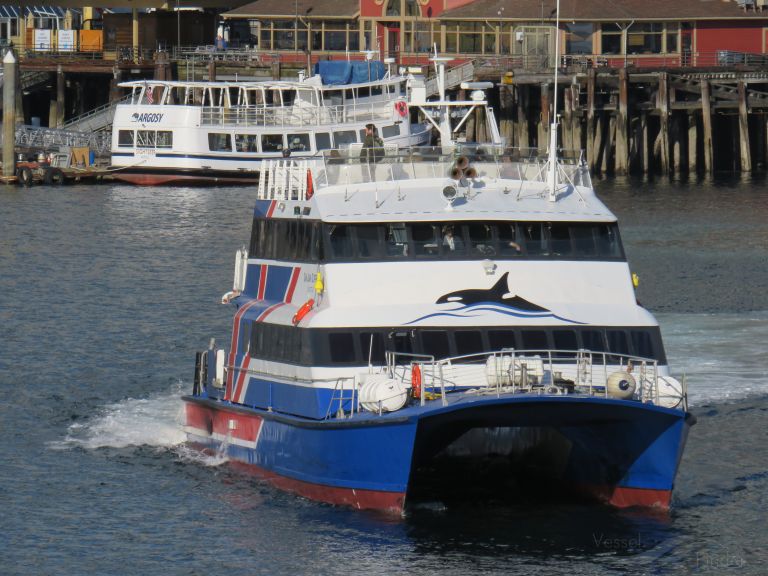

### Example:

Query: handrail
xmin=64 ymin=94 xmax=131 ymax=129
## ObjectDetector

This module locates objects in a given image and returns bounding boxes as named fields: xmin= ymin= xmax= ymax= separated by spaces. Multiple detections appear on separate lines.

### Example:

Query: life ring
xmin=411 ymin=363 xmax=422 ymax=400
xmin=292 ymin=298 xmax=315 ymax=326
xmin=395 ymin=100 xmax=408 ymax=117
xmin=16 ymin=167 xmax=33 ymax=187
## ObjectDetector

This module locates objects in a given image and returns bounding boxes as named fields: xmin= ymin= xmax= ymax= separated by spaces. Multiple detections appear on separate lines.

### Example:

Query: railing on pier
xmin=13 ymin=125 xmax=112 ymax=157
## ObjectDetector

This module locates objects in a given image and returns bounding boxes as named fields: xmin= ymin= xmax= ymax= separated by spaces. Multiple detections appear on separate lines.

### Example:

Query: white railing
xmin=257 ymin=159 xmax=311 ymax=201
xmin=200 ymin=100 xmax=396 ymax=128
xmin=382 ymin=348 xmax=686 ymax=412
xmin=311 ymin=146 xmax=591 ymax=191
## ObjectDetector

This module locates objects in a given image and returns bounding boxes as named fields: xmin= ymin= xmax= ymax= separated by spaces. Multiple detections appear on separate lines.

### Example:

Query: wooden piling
xmin=688 ymin=111 xmax=697 ymax=173
xmin=517 ymin=85 xmax=530 ymax=149
xmin=738 ymin=80 xmax=751 ymax=171
xmin=658 ymin=72 xmax=670 ymax=174
xmin=701 ymin=80 xmax=714 ymax=173
xmin=563 ymin=85 xmax=573 ymax=152
xmin=56 ymin=65 xmax=65 ymax=129
xmin=616 ymin=68 xmax=629 ymax=174
xmin=571 ymin=85 xmax=582 ymax=154
xmin=587 ymin=69 xmax=596 ymax=170
xmin=3 ymin=49 xmax=17 ymax=179
xmin=539 ymin=83 xmax=549 ymax=153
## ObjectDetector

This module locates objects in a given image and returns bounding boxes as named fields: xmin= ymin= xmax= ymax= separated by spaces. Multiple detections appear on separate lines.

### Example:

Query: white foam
xmin=52 ymin=382 xmax=187 ymax=450
xmin=659 ymin=311 xmax=768 ymax=406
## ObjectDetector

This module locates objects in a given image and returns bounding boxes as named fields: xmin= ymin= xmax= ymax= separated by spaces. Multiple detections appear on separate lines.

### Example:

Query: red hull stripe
xmin=229 ymin=460 xmax=405 ymax=514
xmin=285 ymin=267 xmax=301 ymax=303
xmin=185 ymin=402 xmax=263 ymax=444
xmin=225 ymin=299 xmax=259 ymax=400
xmin=232 ymin=355 xmax=252 ymax=404
xmin=256 ymin=301 xmax=285 ymax=322
xmin=580 ymin=484 xmax=672 ymax=509
xmin=265 ymin=200 xmax=277 ymax=218
xmin=257 ymin=264 xmax=268 ymax=300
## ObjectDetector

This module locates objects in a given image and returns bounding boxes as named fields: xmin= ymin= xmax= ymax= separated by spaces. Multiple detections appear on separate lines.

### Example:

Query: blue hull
xmin=184 ymin=393 xmax=693 ymax=512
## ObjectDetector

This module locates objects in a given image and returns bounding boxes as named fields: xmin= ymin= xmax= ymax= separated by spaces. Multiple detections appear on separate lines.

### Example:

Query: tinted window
xmin=381 ymin=124 xmax=400 ymax=138
xmin=315 ymin=132 xmax=332 ymax=150
xmin=288 ymin=133 xmax=310 ymax=152
xmin=261 ymin=134 xmax=283 ymax=152
xmin=571 ymin=224 xmax=597 ymax=256
xmin=329 ymin=333 xmax=356 ymax=363
xmin=497 ymin=223 xmax=522 ymax=256
xmin=467 ymin=223 xmax=494 ymax=256
xmin=333 ymin=130 xmax=357 ymax=146
xmin=549 ymin=223 xmax=572 ymax=256
xmin=137 ymin=130 xmax=156 ymax=148
xmin=552 ymin=329 xmax=578 ymax=357
xmin=521 ymin=330 xmax=548 ymax=350
xmin=421 ymin=331 xmax=450 ymax=359
xmin=412 ymin=224 xmax=440 ymax=256
xmin=328 ymin=224 xmax=353 ymax=258
xmin=455 ymin=330 xmax=484 ymax=356
xmin=631 ymin=330 xmax=654 ymax=358
xmin=359 ymin=332 xmax=385 ymax=364
xmin=385 ymin=224 xmax=408 ymax=257
xmin=608 ymin=330 xmax=630 ymax=358
xmin=489 ymin=329 xmax=517 ymax=350
xmin=156 ymin=131 xmax=173 ymax=148
xmin=523 ymin=223 xmax=547 ymax=255
xmin=596 ymin=224 xmax=622 ymax=257
xmin=356 ymin=225 xmax=383 ymax=258
xmin=118 ymin=130 xmax=134 ymax=147
xmin=581 ymin=329 xmax=606 ymax=352
xmin=441 ymin=224 xmax=466 ymax=255
xmin=235 ymin=134 xmax=258 ymax=152
xmin=208 ymin=132 xmax=232 ymax=152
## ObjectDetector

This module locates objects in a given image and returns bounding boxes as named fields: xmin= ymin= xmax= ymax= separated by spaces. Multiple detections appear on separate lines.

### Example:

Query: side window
xmin=467 ymin=222 xmax=494 ymax=257
xmin=631 ymin=330 xmax=654 ymax=358
xmin=571 ymin=224 xmax=596 ymax=256
xmin=388 ymin=331 xmax=414 ymax=363
xmin=315 ymin=132 xmax=332 ymax=150
xmin=261 ymin=134 xmax=283 ymax=152
xmin=596 ymin=223 xmax=623 ymax=258
xmin=520 ymin=329 xmax=548 ymax=350
xmin=359 ymin=332 xmax=386 ymax=364
xmin=328 ymin=224 xmax=354 ymax=259
xmin=497 ymin=222 xmax=523 ymax=256
xmin=454 ymin=330 xmax=484 ymax=357
xmin=235 ymin=134 xmax=259 ymax=152
xmin=489 ymin=329 xmax=517 ymax=351
xmin=549 ymin=223 xmax=572 ymax=256
xmin=523 ymin=222 xmax=547 ymax=255
xmin=333 ymin=130 xmax=357 ymax=146
xmin=412 ymin=224 xmax=440 ymax=256
xmin=420 ymin=331 xmax=451 ymax=360
xmin=208 ymin=133 xmax=232 ymax=152
xmin=288 ymin=133 xmax=310 ymax=152
xmin=441 ymin=224 xmax=466 ymax=255
xmin=381 ymin=124 xmax=400 ymax=138
xmin=581 ymin=329 xmax=607 ymax=352
xmin=356 ymin=225 xmax=384 ymax=259
xmin=156 ymin=131 xmax=173 ymax=148
xmin=118 ymin=130 xmax=134 ymax=147
xmin=136 ymin=130 xmax=156 ymax=148
xmin=329 ymin=333 xmax=356 ymax=363
xmin=607 ymin=330 xmax=630 ymax=360
xmin=552 ymin=329 xmax=578 ymax=357
xmin=384 ymin=224 xmax=408 ymax=258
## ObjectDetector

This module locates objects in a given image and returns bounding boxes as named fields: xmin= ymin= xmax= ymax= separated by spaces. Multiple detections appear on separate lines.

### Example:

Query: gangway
xmin=10 ymin=125 xmax=112 ymax=157
xmin=424 ymin=61 xmax=475 ymax=97
xmin=63 ymin=95 xmax=130 ymax=133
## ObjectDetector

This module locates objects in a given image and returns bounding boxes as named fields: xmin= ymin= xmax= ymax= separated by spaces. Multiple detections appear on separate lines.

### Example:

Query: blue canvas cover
xmin=314 ymin=60 xmax=386 ymax=85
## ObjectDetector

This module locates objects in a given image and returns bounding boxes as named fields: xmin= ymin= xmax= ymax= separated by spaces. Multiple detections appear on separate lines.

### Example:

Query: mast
xmin=547 ymin=0 xmax=561 ymax=202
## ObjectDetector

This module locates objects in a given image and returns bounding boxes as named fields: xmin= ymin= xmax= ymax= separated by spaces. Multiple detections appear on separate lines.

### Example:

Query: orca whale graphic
xmin=435 ymin=272 xmax=549 ymax=312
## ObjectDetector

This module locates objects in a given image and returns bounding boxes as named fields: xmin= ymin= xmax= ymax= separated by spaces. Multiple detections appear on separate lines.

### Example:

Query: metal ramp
xmin=424 ymin=61 xmax=475 ymax=97
xmin=63 ymin=95 xmax=130 ymax=133
xmin=11 ymin=125 xmax=112 ymax=156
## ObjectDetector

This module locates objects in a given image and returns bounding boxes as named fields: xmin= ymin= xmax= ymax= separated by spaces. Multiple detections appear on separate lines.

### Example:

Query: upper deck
xmin=258 ymin=145 xmax=612 ymax=224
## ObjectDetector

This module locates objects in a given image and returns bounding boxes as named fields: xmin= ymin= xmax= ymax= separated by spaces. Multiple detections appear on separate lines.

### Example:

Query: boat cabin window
xmin=136 ymin=130 xmax=156 ymax=148
xmin=328 ymin=224 xmax=354 ymax=258
xmin=295 ymin=88 xmax=319 ymax=107
xmin=288 ymin=133 xmax=310 ymax=152
xmin=315 ymin=133 xmax=332 ymax=151
xmin=412 ymin=223 xmax=440 ymax=256
xmin=244 ymin=324 xmax=667 ymax=367
xmin=333 ymin=130 xmax=357 ymax=146
xmin=356 ymin=225 xmax=384 ymax=259
xmin=208 ymin=133 xmax=232 ymax=152
xmin=381 ymin=125 xmax=400 ymax=138
xmin=235 ymin=134 xmax=259 ymax=152
xmin=117 ymin=130 xmax=134 ymax=147
xmin=155 ymin=131 xmax=173 ymax=148
xmin=262 ymin=134 xmax=284 ymax=152
xmin=580 ymin=330 xmax=607 ymax=352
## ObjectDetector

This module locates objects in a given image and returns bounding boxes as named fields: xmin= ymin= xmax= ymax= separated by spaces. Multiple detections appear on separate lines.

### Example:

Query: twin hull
xmin=183 ymin=394 xmax=692 ymax=513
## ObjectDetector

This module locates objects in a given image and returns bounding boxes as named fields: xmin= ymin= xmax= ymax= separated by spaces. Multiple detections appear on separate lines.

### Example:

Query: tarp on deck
xmin=314 ymin=60 xmax=386 ymax=85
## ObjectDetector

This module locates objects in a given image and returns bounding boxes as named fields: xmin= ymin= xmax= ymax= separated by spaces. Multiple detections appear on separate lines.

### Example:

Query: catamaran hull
xmin=183 ymin=394 xmax=692 ymax=513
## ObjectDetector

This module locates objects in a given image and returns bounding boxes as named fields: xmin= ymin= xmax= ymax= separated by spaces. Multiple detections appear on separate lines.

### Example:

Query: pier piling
xmin=3 ymin=49 xmax=16 ymax=179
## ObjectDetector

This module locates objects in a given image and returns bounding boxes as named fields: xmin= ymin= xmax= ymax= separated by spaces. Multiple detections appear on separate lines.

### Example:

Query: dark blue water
xmin=1 ymin=177 xmax=766 ymax=575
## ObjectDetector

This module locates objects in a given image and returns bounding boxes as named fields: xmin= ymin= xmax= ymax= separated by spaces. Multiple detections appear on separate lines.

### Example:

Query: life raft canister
xmin=292 ymin=298 xmax=315 ymax=326
xmin=395 ymin=100 xmax=408 ymax=117
xmin=411 ymin=363 xmax=422 ymax=399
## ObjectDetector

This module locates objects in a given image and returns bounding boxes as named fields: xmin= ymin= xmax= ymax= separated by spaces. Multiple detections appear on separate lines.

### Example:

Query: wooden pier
xmin=487 ymin=67 xmax=768 ymax=175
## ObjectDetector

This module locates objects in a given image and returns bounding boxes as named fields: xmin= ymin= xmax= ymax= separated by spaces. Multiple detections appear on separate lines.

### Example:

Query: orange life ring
xmin=395 ymin=100 xmax=408 ymax=117
xmin=306 ymin=169 xmax=314 ymax=199
xmin=411 ymin=363 xmax=422 ymax=399
xmin=292 ymin=298 xmax=315 ymax=325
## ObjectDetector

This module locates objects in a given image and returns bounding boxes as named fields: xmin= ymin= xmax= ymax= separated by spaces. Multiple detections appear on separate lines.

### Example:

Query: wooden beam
xmin=616 ymin=67 xmax=629 ymax=174
xmin=701 ymin=80 xmax=713 ymax=173
xmin=738 ymin=80 xmax=752 ymax=171
xmin=587 ymin=69 xmax=596 ymax=170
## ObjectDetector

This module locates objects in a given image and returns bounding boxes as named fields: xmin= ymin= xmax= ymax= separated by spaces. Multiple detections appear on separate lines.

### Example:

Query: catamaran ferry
xmin=109 ymin=61 xmax=431 ymax=186
xmin=181 ymin=111 xmax=694 ymax=512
